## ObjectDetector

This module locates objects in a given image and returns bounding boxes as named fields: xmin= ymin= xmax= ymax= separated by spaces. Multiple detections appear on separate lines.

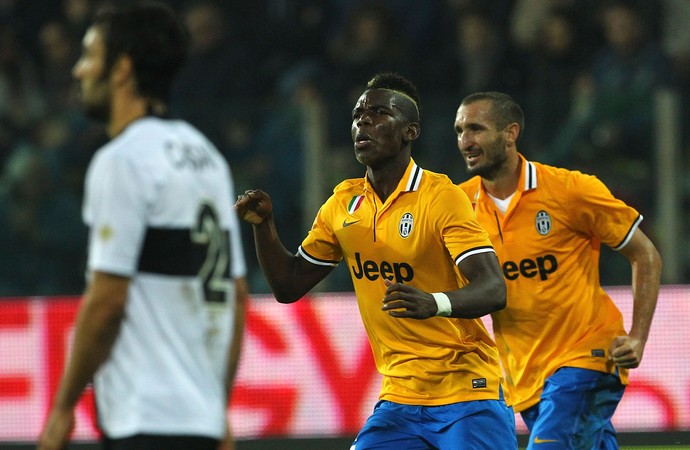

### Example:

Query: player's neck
xmin=367 ymin=157 xmax=409 ymax=203
xmin=107 ymin=94 xmax=148 ymax=138
xmin=482 ymin=153 xmax=521 ymax=200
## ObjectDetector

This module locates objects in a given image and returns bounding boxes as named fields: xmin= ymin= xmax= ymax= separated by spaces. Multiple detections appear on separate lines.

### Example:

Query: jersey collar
xmin=471 ymin=153 xmax=536 ymax=206
xmin=403 ymin=158 xmax=423 ymax=192
xmin=518 ymin=153 xmax=538 ymax=192
xmin=363 ymin=158 xmax=423 ymax=196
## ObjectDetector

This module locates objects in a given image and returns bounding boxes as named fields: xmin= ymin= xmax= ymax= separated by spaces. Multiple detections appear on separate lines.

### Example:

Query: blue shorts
xmin=522 ymin=367 xmax=626 ymax=450
xmin=351 ymin=392 xmax=517 ymax=449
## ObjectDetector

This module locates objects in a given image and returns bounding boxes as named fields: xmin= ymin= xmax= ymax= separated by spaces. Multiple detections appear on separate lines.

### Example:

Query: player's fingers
xmin=382 ymin=297 xmax=408 ymax=309
xmin=613 ymin=356 xmax=640 ymax=368
xmin=608 ymin=336 xmax=629 ymax=355
xmin=384 ymin=281 xmax=402 ymax=294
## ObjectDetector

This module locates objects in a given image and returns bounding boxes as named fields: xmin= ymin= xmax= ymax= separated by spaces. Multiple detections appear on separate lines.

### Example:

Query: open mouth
xmin=355 ymin=133 xmax=373 ymax=149
xmin=463 ymin=149 xmax=482 ymax=163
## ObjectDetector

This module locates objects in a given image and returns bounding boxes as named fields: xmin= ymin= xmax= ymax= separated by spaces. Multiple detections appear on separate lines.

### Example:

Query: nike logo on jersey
xmin=342 ymin=219 xmax=361 ymax=227
xmin=533 ymin=436 xmax=559 ymax=444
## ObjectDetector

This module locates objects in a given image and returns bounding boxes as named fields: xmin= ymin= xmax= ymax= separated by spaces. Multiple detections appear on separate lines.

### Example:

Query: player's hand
xmin=234 ymin=189 xmax=273 ymax=225
xmin=381 ymin=279 xmax=438 ymax=319
xmin=609 ymin=335 xmax=644 ymax=368
xmin=37 ymin=407 xmax=75 ymax=450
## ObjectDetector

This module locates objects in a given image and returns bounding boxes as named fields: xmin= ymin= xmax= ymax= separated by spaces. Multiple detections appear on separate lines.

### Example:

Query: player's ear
xmin=504 ymin=122 xmax=520 ymax=146
xmin=111 ymin=54 xmax=134 ymax=88
xmin=404 ymin=122 xmax=420 ymax=143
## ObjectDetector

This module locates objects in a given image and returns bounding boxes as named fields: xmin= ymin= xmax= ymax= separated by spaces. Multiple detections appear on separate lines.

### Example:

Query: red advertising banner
xmin=0 ymin=286 xmax=688 ymax=442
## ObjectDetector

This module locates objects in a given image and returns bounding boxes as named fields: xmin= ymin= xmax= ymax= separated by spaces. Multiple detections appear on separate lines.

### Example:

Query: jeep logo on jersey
xmin=503 ymin=254 xmax=558 ymax=280
xmin=399 ymin=212 xmax=414 ymax=238
xmin=352 ymin=252 xmax=414 ymax=283
xmin=535 ymin=210 xmax=551 ymax=235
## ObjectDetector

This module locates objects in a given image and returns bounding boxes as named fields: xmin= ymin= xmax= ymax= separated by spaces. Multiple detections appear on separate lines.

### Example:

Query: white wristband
xmin=432 ymin=292 xmax=452 ymax=317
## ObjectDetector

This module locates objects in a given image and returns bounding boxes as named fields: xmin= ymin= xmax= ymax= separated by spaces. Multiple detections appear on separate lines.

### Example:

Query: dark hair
xmin=366 ymin=72 xmax=421 ymax=123
xmin=93 ymin=2 xmax=189 ymax=102
xmin=461 ymin=91 xmax=525 ymax=133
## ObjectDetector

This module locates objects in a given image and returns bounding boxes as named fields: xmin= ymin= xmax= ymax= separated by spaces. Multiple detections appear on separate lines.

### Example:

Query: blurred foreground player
xmin=38 ymin=3 xmax=247 ymax=450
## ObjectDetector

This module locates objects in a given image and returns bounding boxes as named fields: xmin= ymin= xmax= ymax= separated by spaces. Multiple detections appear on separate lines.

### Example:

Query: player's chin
xmin=464 ymin=155 xmax=482 ymax=169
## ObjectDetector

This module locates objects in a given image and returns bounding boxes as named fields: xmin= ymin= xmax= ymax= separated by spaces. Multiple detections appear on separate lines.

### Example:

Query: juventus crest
xmin=399 ymin=212 xmax=414 ymax=238
xmin=535 ymin=210 xmax=552 ymax=235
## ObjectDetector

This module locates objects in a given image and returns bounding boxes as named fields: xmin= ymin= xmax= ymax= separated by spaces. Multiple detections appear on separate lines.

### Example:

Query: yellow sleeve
xmin=565 ymin=172 xmax=641 ymax=249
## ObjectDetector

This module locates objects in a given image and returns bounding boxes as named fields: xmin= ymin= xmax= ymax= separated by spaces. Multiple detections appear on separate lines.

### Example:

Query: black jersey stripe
xmin=137 ymin=227 xmax=229 ymax=276
xmin=406 ymin=164 xmax=422 ymax=192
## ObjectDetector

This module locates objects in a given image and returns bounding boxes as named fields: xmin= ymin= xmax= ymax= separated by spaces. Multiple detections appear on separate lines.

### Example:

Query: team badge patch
xmin=399 ymin=212 xmax=413 ymax=238
xmin=535 ymin=210 xmax=551 ymax=235
xmin=99 ymin=224 xmax=114 ymax=242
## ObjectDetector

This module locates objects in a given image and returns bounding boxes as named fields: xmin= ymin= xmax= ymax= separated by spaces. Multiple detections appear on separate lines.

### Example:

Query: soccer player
xmin=235 ymin=72 xmax=517 ymax=449
xmin=455 ymin=91 xmax=662 ymax=449
xmin=38 ymin=4 xmax=247 ymax=450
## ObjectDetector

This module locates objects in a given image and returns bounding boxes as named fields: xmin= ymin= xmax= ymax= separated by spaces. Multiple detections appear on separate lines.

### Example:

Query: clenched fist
xmin=235 ymin=189 xmax=273 ymax=225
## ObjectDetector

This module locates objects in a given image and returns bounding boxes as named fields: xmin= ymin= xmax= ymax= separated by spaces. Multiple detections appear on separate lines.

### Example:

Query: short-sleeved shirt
xmin=83 ymin=117 xmax=246 ymax=438
xmin=299 ymin=159 xmax=503 ymax=406
xmin=459 ymin=154 xmax=641 ymax=413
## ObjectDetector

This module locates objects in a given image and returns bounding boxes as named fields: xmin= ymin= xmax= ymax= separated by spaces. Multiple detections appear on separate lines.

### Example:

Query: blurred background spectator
xmin=170 ymin=1 xmax=261 ymax=148
xmin=0 ymin=0 xmax=687 ymax=296
xmin=549 ymin=1 xmax=673 ymax=215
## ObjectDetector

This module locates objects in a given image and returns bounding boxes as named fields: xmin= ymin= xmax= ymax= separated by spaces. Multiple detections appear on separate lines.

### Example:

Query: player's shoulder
xmin=420 ymin=168 xmax=464 ymax=194
xmin=105 ymin=117 xmax=222 ymax=165
xmin=457 ymin=174 xmax=482 ymax=196
xmin=534 ymin=161 xmax=604 ymax=192
xmin=332 ymin=177 xmax=365 ymax=196
xmin=457 ymin=174 xmax=481 ymax=189
xmin=416 ymin=169 xmax=474 ymax=210
xmin=421 ymin=167 xmax=452 ymax=185
xmin=101 ymin=117 xmax=167 ymax=159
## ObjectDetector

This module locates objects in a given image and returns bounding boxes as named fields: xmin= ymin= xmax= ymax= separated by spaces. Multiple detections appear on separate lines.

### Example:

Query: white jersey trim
xmin=612 ymin=214 xmax=643 ymax=251
xmin=405 ymin=163 xmax=423 ymax=192
xmin=524 ymin=160 xmax=537 ymax=191
xmin=298 ymin=246 xmax=340 ymax=267
xmin=454 ymin=246 xmax=496 ymax=265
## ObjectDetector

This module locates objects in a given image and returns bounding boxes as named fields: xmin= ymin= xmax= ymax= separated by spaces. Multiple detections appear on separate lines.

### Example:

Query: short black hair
xmin=460 ymin=91 xmax=525 ymax=133
xmin=366 ymin=72 xmax=421 ymax=123
xmin=93 ymin=2 xmax=189 ymax=103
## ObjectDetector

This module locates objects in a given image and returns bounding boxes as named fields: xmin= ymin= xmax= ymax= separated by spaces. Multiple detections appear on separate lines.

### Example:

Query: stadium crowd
xmin=0 ymin=0 xmax=688 ymax=295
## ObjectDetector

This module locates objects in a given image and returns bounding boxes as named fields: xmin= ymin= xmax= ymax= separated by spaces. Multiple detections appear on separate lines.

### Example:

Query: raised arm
xmin=609 ymin=227 xmax=662 ymax=368
xmin=235 ymin=189 xmax=332 ymax=303
xmin=382 ymin=251 xmax=506 ymax=319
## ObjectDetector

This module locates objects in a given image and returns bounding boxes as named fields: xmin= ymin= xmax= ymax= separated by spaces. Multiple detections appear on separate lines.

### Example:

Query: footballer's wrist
xmin=432 ymin=292 xmax=452 ymax=317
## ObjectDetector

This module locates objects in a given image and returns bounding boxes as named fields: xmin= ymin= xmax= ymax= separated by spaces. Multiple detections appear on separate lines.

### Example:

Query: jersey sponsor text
xmin=351 ymin=252 xmax=414 ymax=283
xmin=502 ymin=254 xmax=558 ymax=281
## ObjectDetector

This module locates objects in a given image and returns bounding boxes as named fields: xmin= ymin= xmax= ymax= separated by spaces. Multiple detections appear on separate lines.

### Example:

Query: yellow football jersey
xmin=459 ymin=154 xmax=642 ymax=413
xmin=299 ymin=159 xmax=504 ymax=406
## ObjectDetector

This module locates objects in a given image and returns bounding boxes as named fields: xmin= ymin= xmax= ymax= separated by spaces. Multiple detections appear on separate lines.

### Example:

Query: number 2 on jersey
xmin=191 ymin=202 xmax=231 ymax=303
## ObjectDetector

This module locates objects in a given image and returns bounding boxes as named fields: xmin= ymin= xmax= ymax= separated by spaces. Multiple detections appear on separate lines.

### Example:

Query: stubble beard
xmin=465 ymin=139 xmax=508 ymax=181
xmin=81 ymin=76 xmax=111 ymax=123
